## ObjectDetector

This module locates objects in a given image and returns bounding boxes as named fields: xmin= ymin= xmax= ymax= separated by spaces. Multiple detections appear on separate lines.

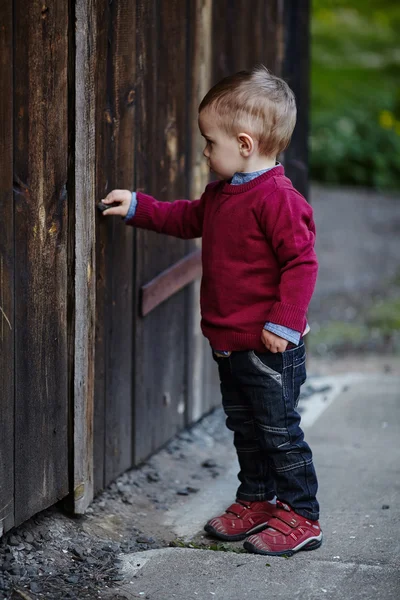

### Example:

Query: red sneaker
xmin=204 ymin=500 xmax=276 ymax=541
xmin=243 ymin=501 xmax=323 ymax=556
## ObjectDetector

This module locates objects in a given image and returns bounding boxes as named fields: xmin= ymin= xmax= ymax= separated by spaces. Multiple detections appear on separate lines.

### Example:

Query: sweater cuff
xmin=267 ymin=302 xmax=307 ymax=333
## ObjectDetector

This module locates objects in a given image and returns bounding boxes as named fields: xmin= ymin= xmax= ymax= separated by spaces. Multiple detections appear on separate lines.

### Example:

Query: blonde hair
xmin=199 ymin=65 xmax=297 ymax=157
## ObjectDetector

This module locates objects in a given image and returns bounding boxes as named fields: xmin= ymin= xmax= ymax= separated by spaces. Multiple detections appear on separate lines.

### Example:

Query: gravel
xmin=0 ymin=408 xmax=232 ymax=599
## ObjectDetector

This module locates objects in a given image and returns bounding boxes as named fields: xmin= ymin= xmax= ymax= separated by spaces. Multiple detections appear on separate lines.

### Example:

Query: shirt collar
xmin=230 ymin=163 xmax=280 ymax=186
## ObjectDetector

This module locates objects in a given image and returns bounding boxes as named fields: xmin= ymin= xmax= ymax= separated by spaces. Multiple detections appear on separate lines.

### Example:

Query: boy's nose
xmin=203 ymin=148 xmax=209 ymax=158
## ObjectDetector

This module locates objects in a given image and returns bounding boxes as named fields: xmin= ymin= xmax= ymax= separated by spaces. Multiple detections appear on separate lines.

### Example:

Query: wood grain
xmin=186 ymin=0 xmax=216 ymax=423
xmin=72 ymin=0 xmax=97 ymax=514
xmin=92 ymin=0 xmax=136 ymax=488
xmin=13 ymin=0 xmax=69 ymax=526
xmin=0 ymin=0 xmax=15 ymax=535
xmin=133 ymin=0 xmax=189 ymax=464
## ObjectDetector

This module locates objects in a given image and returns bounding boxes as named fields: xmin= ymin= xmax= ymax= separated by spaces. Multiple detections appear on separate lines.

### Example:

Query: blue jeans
xmin=213 ymin=341 xmax=319 ymax=521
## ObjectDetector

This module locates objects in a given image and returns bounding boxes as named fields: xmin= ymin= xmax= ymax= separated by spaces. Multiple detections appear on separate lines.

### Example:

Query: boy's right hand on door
xmin=99 ymin=189 xmax=132 ymax=218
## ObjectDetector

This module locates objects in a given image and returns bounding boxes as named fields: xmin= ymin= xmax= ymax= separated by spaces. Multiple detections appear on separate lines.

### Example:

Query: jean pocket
xmin=248 ymin=351 xmax=283 ymax=386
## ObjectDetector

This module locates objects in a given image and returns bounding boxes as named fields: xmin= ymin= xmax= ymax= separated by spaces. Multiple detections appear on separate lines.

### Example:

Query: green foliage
xmin=308 ymin=292 xmax=400 ymax=355
xmin=366 ymin=298 xmax=400 ymax=334
xmin=311 ymin=1 xmax=400 ymax=189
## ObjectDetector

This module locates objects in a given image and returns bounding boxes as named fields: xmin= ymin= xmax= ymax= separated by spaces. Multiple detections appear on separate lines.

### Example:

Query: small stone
xmin=24 ymin=532 xmax=34 ymax=544
xmin=136 ymin=536 xmax=154 ymax=544
xmin=177 ymin=489 xmax=189 ymax=496
xmin=186 ymin=486 xmax=199 ymax=494
xmin=70 ymin=545 xmax=86 ymax=559
xmin=1 ymin=562 xmax=12 ymax=572
xmin=122 ymin=495 xmax=134 ymax=505
xmin=0 ymin=576 xmax=10 ymax=592
xmin=67 ymin=575 xmax=80 ymax=584
xmin=8 ymin=536 xmax=20 ymax=547
xmin=10 ymin=566 xmax=21 ymax=576
xmin=146 ymin=472 xmax=160 ymax=483
xmin=201 ymin=459 xmax=217 ymax=468
xmin=382 ymin=504 xmax=390 ymax=510
xmin=30 ymin=582 xmax=41 ymax=593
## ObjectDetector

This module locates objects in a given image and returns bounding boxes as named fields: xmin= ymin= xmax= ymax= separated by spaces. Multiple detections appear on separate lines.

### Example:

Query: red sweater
xmin=127 ymin=166 xmax=318 ymax=353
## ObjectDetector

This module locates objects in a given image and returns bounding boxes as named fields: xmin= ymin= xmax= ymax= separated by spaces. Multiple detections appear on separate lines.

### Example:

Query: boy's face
xmin=198 ymin=110 xmax=245 ymax=180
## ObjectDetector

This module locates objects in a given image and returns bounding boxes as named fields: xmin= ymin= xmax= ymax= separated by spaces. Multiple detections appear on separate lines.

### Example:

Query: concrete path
xmin=107 ymin=374 xmax=400 ymax=600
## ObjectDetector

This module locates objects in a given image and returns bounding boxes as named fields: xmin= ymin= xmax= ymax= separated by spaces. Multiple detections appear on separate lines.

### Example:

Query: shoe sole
xmin=243 ymin=535 xmax=323 ymax=557
xmin=204 ymin=521 xmax=270 ymax=542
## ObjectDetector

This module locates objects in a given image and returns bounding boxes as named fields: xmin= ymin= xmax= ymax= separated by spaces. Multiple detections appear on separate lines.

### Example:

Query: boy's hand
xmin=100 ymin=189 xmax=132 ymax=218
xmin=261 ymin=329 xmax=289 ymax=353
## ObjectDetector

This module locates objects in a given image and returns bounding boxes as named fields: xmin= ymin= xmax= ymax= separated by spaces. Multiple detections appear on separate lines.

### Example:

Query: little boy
xmin=101 ymin=65 xmax=322 ymax=557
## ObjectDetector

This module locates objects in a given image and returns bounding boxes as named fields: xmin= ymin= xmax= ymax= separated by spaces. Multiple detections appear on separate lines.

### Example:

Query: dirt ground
xmin=1 ymin=184 xmax=399 ymax=599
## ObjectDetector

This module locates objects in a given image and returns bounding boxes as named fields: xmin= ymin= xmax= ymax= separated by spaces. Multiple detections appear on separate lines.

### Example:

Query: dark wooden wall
xmin=1 ymin=0 xmax=70 ymax=531
xmin=0 ymin=0 xmax=14 ymax=537
xmin=0 ymin=0 xmax=310 ymax=532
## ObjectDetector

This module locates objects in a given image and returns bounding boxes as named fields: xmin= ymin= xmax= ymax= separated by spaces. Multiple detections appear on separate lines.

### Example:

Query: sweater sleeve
xmin=125 ymin=190 xmax=207 ymax=239
xmin=259 ymin=187 xmax=318 ymax=332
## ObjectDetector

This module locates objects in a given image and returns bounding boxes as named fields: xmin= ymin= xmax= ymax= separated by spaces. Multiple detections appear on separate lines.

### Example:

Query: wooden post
xmin=0 ymin=0 xmax=15 ymax=535
xmin=71 ymin=0 xmax=97 ymax=514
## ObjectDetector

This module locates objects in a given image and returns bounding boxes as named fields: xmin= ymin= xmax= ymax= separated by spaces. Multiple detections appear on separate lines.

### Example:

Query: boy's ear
xmin=237 ymin=133 xmax=255 ymax=157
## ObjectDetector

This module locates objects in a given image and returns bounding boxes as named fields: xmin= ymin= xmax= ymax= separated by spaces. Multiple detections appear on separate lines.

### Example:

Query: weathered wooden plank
xmin=0 ymin=0 xmax=15 ymax=535
xmin=134 ymin=0 xmax=189 ymax=464
xmin=186 ymin=0 xmax=216 ymax=423
xmin=13 ymin=0 xmax=69 ymax=525
xmin=141 ymin=249 xmax=202 ymax=317
xmin=72 ymin=0 xmax=97 ymax=514
xmin=282 ymin=0 xmax=310 ymax=199
xmin=93 ymin=0 xmax=110 ymax=495
xmin=99 ymin=0 xmax=136 ymax=486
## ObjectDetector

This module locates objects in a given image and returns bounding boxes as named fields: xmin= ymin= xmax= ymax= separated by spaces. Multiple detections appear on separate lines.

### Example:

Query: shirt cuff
xmin=124 ymin=191 xmax=137 ymax=222
xmin=264 ymin=322 xmax=301 ymax=345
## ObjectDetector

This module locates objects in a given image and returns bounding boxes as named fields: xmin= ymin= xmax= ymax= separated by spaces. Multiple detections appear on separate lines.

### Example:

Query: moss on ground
xmin=169 ymin=539 xmax=247 ymax=553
